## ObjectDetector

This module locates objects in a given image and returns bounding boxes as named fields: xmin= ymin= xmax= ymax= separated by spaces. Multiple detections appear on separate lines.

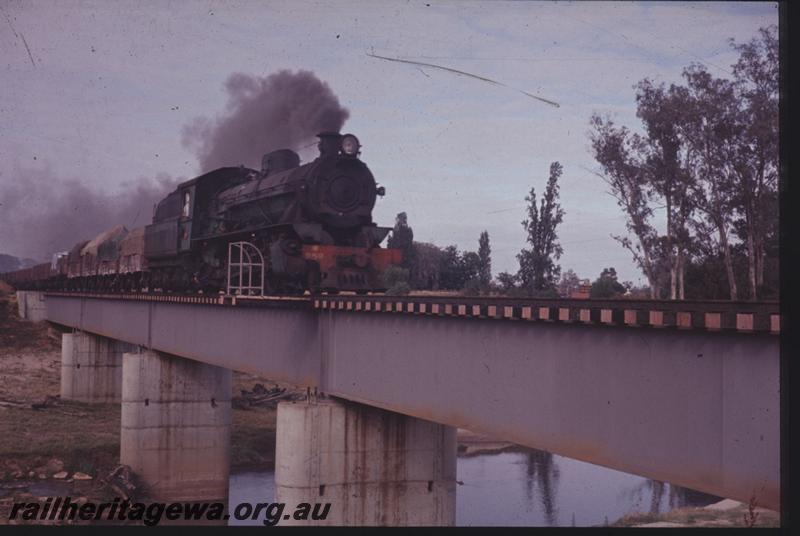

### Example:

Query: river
xmin=228 ymin=445 xmax=720 ymax=527
xmin=1 ymin=445 xmax=717 ymax=526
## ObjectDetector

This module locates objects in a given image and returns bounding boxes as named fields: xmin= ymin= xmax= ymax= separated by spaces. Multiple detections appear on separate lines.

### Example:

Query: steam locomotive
xmin=2 ymin=132 xmax=401 ymax=295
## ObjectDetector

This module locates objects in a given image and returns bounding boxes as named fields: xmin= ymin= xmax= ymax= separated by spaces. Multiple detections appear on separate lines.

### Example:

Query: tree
xmin=403 ymin=240 xmax=487 ymax=292
xmin=409 ymin=241 xmax=443 ymax=290
xmin=729 ymin=25 xmax=778 ymax=299
xmin=588 ymin=25 xmax=778 ymax=301
xmin=589 ymin=116 xmax=664 ymax=298
xmin=436 ymin=245 xmax=481 ymax=291
xmin=683 ymin=246 xmax=748 ymax=300
xmin=516 ymin=162 xmax=565 ymax=295
xmin=677 ymin=64 xmax=741 ymax=300
xmin=438 ymin=245 xmax=462 ymax=290
xmin=557 ymin=269 xmax=581 ymax=298
xmin=382 ymin=265 xmax=410 ymax=295
xmin=496 ymin=271 xmax=518 ymax=293
xmin=387 ymin=212 xmax=415 ymax=271
xmin=460 ymin=251 xmax=482 ymax=291
xmin=477 ymin=231 xmax=492 ymax=291
xmin=590 ymin=267 xmax=626 ymax=298
xmin=635 ymin=79 xmax=695 ymax=300
xmin=676 ymin=27 xmax=777 ymax=300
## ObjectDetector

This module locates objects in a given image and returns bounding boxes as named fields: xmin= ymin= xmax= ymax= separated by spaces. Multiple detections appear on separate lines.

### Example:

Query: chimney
xmin=317 ymin=132 xmax=342 ymax=157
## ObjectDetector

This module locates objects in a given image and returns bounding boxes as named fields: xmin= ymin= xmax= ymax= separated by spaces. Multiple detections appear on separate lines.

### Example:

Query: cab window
xmin=182 ymin=192 xmax=191 ymax=218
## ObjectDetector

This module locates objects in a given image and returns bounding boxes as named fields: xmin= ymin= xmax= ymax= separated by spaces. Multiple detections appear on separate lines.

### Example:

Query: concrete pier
xmin=60 ymin=331 xmax=131 ymax=403
xmin=120 ymin=349 xmax=231 ymax=503
xmin=275 ymin=398 xmax=457 ymax=526
xmin=16 ymin=291 xmax=46 ymax=322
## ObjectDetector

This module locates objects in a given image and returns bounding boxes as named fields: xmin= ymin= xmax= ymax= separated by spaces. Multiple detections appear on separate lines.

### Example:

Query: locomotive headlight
xmin=341 ymin=134 xmax=360 ymax=156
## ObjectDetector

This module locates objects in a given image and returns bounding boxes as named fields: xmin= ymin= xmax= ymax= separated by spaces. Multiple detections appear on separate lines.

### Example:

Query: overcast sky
xmin=0 ymin=0 xmax=777 ymax=283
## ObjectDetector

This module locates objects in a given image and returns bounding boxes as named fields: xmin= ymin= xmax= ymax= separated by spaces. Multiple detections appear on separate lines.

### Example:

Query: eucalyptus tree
xmin=589 ymin=116 xmax=663 ymax=298
xmin=730 ymin=25 xmax=779 ymax=299
xmin=589 ymin=25 xmax=778 ymax=301
xmin=675 ymin=65 xmax=741 ymax=299
xmin=634 ymin=80 xmax=696 ymax=300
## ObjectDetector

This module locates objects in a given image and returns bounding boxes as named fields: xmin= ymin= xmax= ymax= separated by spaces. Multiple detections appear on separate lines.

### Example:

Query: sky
xmin=0 ymin=0 xmax=778 ymax=284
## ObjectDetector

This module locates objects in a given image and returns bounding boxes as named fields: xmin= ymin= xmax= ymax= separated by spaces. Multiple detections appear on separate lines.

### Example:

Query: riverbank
xmin=456 ymin=428 xmax=524 ymax=456
xmin=613 ymin=498 xmax=779 ymax=528
xmin=0 ymin=283 xmax=305 ymax=471
xmin=0 ymin=285 xmax=302 ymax=524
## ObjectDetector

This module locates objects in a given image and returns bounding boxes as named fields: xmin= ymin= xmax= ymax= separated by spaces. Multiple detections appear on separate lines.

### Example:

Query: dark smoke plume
xmin=0 ymin=70 xmax=346 ymax=261
xmin=0 ymin=166 xmax=180 ymax=261
xmin=182 ymin=70 xmax=350 ymax=171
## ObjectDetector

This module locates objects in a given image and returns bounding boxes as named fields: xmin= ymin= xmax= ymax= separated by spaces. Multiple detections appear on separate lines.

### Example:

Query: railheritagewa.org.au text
xmin=9 ymin=496 xmax=331 ymax=526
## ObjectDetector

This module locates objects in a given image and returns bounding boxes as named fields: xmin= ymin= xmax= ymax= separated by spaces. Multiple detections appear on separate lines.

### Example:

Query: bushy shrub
xmin=386 ymin=282 xmax=411 ymax=296
xmin=382 ymin=264 xmax=411 ymax=295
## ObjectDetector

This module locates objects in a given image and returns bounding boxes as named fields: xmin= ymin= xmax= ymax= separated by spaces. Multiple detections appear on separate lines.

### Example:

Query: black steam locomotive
xmin=2 ymin=132 xmax=401 ymax=295
xmin=145 ymin=132 xmax=400 ymax=294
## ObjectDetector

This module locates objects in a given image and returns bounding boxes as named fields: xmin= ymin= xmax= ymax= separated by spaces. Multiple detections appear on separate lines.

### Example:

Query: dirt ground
xmin=0 ymin=286 xmax=292 ymax=472
xmin=0 ymin=285 xmax=302 ymax=524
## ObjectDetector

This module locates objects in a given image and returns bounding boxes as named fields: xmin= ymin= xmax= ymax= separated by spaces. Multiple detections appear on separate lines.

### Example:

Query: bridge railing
xmin=315 ymin=294 xmax=780 ymax=334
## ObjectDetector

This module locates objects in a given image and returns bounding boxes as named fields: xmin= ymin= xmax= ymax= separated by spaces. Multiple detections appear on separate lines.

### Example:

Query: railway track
xmin=42 ymin=291 xmax=780 ymax=334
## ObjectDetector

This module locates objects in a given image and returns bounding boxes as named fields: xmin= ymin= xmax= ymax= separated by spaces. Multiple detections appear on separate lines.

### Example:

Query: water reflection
xmin=524 ymin=449 xmax=559 ymax=525
xmin=456 ymin=447 xmax=719 ymax=526
xmin=619 ymin=477 xmax=720 ymax=518
xmin=229 ymin=446 xmax=720 ymax=526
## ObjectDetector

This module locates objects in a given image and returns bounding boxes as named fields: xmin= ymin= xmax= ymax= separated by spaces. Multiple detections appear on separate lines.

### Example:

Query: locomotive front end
xmin=302 ymin=243 xmax=401 ymax=292
xmin=302 ymin=133 xmax=379 ymax=230
xmin=297 ymin=132 xmax=400 ymax=292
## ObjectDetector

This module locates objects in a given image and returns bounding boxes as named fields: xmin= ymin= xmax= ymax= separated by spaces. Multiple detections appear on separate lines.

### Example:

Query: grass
xmin=1 ymin=401 xmax=121 ymax=475
xmin=231 ymin=408 xmax=277 ymax=468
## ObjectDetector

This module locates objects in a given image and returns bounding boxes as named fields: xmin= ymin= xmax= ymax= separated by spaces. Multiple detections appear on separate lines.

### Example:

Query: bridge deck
xmin=44 ymin=291 xmax=780 ymax=333
xmin=43 ymin=292 xmax=780 ymax=510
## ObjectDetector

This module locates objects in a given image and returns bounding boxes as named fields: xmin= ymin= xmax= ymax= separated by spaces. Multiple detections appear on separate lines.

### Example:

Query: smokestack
xmin=317 ymin=132 xmax=342 ymax=157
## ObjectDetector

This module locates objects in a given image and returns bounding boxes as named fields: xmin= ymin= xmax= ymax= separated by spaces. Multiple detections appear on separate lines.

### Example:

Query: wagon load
xmin=119 ymin=227 xmax=147 ymax=274
xmin=80 ymin=225 xmax=128 ymax=276
xmin=66 ymin=240 xmax=90 ymax=278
